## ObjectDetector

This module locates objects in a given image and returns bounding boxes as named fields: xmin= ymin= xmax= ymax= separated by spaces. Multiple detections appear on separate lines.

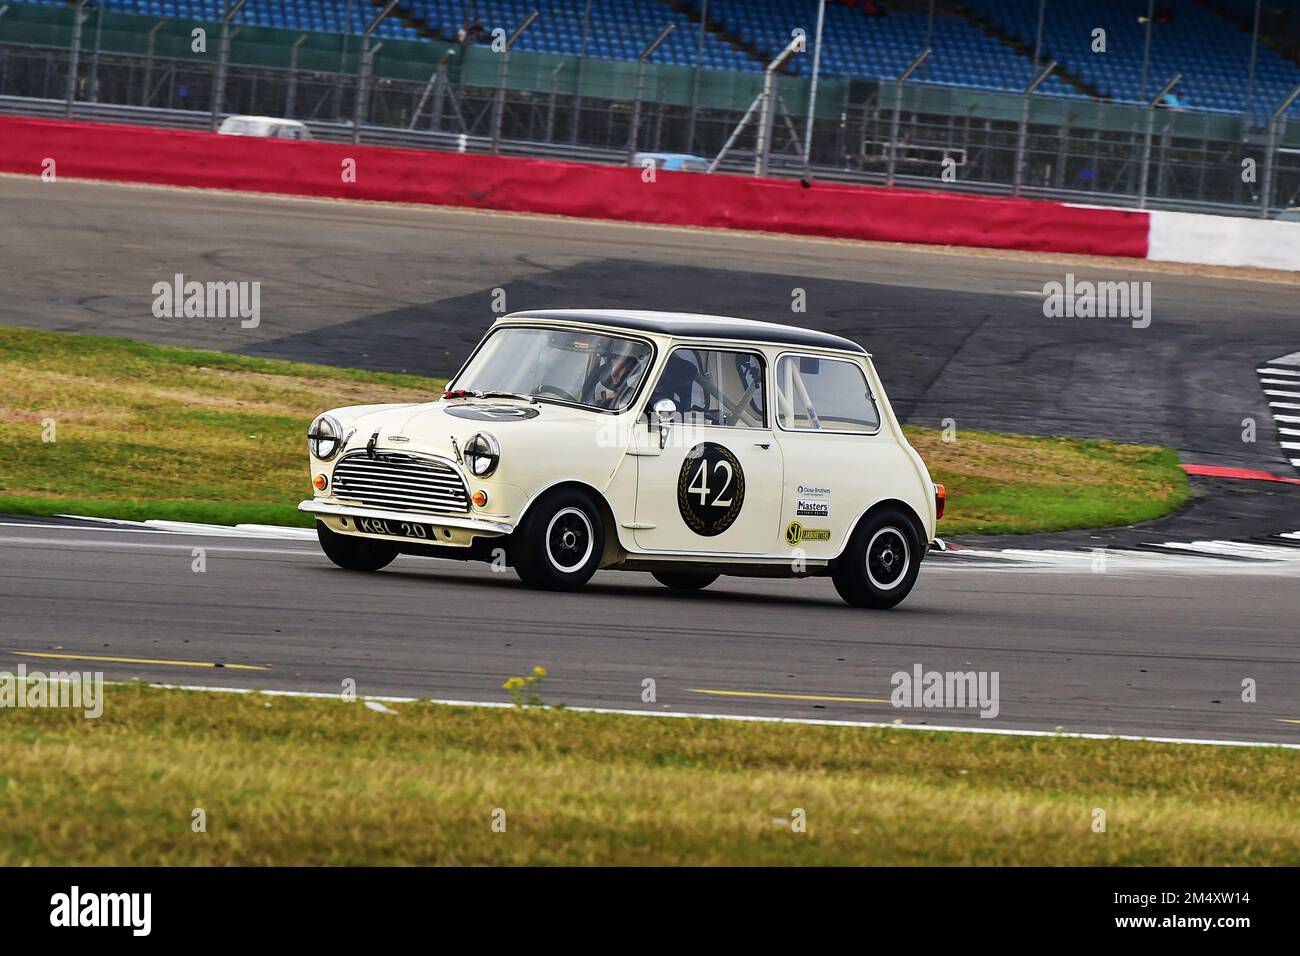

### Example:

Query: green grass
xmin=0 ymin=326 xmax=1188 ymax=535
xmin=0 ymin=683 xmax=1294 ymax=865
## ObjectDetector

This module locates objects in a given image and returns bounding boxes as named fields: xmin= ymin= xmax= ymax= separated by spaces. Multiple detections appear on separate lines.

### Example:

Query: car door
xmin=631 ymin=346 xmax=784 ymax=554
xmin=770 ymin=352 xmax=884 ymax=559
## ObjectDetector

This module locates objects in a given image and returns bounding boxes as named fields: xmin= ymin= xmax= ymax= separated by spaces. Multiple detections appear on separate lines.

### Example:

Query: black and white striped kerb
xmin=1258 ymin=351 xmax=1300 ymax=472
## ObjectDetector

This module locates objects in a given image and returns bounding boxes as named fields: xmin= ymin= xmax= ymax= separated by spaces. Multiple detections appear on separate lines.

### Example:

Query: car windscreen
xmin=452 ymin=327 xmax=654 ymax=412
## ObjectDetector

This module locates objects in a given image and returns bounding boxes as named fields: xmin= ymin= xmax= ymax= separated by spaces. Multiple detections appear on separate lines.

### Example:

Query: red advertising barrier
xmin=0 ymin=115 xmax=1150 ymax=258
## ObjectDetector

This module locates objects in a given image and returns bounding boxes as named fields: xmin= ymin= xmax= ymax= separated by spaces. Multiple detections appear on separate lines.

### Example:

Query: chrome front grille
xmin=331 ymin=452 xmax=470 ymax=514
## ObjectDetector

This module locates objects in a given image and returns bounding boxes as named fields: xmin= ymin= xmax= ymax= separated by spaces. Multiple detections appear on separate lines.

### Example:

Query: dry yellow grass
xmin=0 ymin=684 xmax=1295 ymax=865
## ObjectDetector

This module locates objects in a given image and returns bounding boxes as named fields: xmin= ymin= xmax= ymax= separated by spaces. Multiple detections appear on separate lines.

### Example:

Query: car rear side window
xmin=775 ymin=355 xmax=879 ymax=433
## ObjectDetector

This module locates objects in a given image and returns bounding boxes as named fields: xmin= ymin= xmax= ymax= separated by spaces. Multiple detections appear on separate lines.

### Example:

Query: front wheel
xmin=316 ymin=520 xmax=399 ymax=572
xmin=512 ymin=489 xmax=605 ymax=591
xmin=831 ymin=508 xmax=921 ymax=609
xmin=652 ymin=571 xmax=719 ymax=591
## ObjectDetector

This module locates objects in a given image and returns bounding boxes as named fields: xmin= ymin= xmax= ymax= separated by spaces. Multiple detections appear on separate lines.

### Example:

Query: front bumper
xmin=298 ymin=499 xmax=513 ymax=539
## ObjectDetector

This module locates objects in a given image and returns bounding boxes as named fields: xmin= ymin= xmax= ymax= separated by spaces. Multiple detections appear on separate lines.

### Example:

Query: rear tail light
xmin=934 ymin=483 xmax=946 ymax=520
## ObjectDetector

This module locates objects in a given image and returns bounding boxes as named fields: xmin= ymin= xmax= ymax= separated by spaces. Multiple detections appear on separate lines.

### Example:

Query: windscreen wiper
xmin=442 ymin=389 xmax=539 ymax=403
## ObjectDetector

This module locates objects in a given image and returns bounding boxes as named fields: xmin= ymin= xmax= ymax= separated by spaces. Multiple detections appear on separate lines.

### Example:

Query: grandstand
xmin=965 ymin=0 xmax=1300 ymax=114
xmin=18 ymin=0 xmax=1300 ymax=111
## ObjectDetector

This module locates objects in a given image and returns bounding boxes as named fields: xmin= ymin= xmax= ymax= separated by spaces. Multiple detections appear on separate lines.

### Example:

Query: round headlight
xmin=308 ymin=415 xmax=342 ymax=461
xmin=464 ymin=432 xmax=500 ymax=477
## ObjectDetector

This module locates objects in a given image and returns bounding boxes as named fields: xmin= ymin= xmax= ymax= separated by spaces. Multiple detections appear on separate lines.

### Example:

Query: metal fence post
xmin=65 ymin=0 xmax=88 ymax=118
xmin=210 ymin=0 xmax=246 ymax=132
xmin=1138 ymin=74 xmax=1180 ymax=208
xmin=686 ymin=0 xmax=708 ymax=152
xmin=545 ymin=60 xmax=564 ymax=142
xmin=409 ymin=46 xmax=455 ymax=130
xmin=801 ymin=0 xmax=825 ymax=174
xmin=490 ymin=11 xmax=538 ymax=155
xmin=886 ymin=49 xmax=929 ymax=188
xmin=1013 ymin=60 xmax=1055 ymax=197
xmin=755 ymin=35 xmax=804 ymax=176
xmin=353 ymin=0 xmax=399 ymax=145
xmin=1261 ymin=84 xmax=1300 ymax=218
xmin=628 ymin=23 xmax=674 ymax=164
xmin=143 ymin=19 xmax=164 ymax=106
xmin=284 ymin=33 xmax=307 ymax=118
xmin=88 ymin=0 xmax=103 ymax=103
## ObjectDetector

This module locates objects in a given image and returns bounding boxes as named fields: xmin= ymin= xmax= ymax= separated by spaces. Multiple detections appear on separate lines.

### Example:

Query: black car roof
xmin=501 ymin=310 xmax=867 ymax=355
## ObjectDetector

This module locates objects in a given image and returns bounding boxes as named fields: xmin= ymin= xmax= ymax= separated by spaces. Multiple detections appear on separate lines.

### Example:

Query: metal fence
xmin=2 ymin=3 xmax=1299 ymax=218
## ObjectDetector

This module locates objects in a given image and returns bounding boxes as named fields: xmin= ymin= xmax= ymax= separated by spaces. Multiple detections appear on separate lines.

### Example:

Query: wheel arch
xmin=835 ymin=498 xmax=928 ymax=563
xmin=516 ymin=479 xmax=625 ymax=567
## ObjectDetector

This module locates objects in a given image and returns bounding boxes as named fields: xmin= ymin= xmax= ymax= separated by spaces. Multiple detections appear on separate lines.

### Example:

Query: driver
xmin=588 ymin=350 xmax=644 ymax=409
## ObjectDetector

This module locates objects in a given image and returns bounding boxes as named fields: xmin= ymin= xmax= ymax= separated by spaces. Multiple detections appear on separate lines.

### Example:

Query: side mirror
xmin=652 ymin=398 xmax=676 ymax=449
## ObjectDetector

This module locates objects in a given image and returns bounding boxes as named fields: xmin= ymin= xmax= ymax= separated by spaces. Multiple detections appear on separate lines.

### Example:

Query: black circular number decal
xmin=676 ymin=442 xmax=745 ymax=537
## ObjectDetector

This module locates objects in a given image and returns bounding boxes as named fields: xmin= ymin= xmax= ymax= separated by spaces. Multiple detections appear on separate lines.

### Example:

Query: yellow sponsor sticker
xmin=785 ymin=521 xmax=832 ymax=545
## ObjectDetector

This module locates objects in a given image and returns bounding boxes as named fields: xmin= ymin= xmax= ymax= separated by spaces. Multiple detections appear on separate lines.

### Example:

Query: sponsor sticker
xmin=785 ymin=521 xmax=832 ymax=545
xmin=796 ymin=498 xmax=829 ymax=518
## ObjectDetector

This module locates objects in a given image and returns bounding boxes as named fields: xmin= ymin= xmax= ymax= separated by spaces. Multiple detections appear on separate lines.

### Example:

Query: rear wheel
xmin=652 ymin=570 xmax=719 ymax=591
xmin=316 ymin=520 xmax=399 ymax=572
xmin=831 ymin=508 xmax=921 ymax=609
xmin=512 ymin=489 xmax=605 ymax=591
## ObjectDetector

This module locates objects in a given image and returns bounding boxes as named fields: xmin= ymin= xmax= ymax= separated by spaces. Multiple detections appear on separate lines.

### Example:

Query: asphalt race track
xmin=2 ymin=175 xmax=1298 ymax=744
xmin=2 ymin=517 xmax=1298 ymax=743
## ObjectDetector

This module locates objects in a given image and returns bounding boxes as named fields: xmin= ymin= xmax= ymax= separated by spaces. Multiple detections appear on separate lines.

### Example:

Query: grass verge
xmin=0 ymin=326 xmax=1188 ymax=535
xmin=0 ymin=683 xmax=1295 ymax=865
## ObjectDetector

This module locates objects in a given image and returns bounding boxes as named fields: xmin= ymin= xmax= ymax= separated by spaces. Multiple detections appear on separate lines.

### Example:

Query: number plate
xmin=353 ymin=516 xmax=437 ymax=540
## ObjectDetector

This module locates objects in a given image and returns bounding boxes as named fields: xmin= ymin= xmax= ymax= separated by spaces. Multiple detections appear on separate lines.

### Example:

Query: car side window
xmin=775 ymin=355 xmax=879 ymax=432
xmin=649 ymin=349 xmax=766 ymax=428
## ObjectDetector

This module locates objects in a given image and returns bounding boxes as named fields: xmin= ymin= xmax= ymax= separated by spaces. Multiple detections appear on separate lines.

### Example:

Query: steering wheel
xmin=536 ymin=384 xmax=578 ymax=402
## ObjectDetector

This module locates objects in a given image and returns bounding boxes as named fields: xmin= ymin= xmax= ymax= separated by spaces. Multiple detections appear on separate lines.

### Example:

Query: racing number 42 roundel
xmin=676 ymin=442 xmax=745 ymax=537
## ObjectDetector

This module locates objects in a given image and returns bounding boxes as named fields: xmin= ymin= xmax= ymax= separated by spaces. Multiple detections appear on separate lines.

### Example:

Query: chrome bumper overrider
xmin=298 ymin=500 xmax=513 ymax=536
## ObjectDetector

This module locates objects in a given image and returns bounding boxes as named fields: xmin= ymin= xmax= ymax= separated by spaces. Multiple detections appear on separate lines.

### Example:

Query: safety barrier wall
xmin=1147 ymin=210 xmax=1300 ymax=272
xmin=0 ymin=115 xmax=1153 ymax=258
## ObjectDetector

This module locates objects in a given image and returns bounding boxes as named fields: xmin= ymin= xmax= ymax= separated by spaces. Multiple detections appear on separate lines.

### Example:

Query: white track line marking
xmin=1257 ymin=367 xmax=1300 ymax=377
xmin=0 ymin=535 xmax=314 ymax=556
xmin=0 ymin=520 xmax=175 ymax=535
xmin=140 ymin=681 xmax=1300 ymax=750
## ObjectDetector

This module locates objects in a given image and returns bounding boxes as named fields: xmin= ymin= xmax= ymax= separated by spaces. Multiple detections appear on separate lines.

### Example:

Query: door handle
xmin=754 ymin=442 xmax=771 ymax=449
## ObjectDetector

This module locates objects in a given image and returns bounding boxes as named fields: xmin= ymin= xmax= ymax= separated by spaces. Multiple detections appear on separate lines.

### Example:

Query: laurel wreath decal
xmin=676 ymin=442 xmax=746 ymax=537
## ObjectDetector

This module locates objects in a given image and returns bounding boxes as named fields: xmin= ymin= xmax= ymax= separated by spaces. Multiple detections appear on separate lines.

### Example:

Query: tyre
xmin=831 ymin=508 xmax=922 ymax=609
xmin=316 ymin=520 xmax=399 ymax=572
xmin=652 ymin=570 xmax=719 ymax=591
xmin=512 ymin=489 xmax=605 ymax=591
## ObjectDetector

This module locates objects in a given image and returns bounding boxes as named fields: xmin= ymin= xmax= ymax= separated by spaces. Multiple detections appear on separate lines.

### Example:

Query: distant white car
xmin=301 ymin=310 xmax=944 ymax=608
xmin=217 ymin=115 xmax=313 ymax=140
xmin=631 ymin=151 xmax=711 ymax=172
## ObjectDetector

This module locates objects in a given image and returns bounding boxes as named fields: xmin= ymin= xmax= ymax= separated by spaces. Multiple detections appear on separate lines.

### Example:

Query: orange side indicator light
xmin=934 ymin=483 xmax=946 ymax=520
xmin=313 ymin=474 xmax=328 ymax=491
xmin=471 ymin=490 xmax=489 ymax=508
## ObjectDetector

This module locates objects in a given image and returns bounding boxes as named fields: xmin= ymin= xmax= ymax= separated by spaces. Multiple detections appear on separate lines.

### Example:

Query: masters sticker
xmin=796 ymin=498 xmax=829 ymax=518
xmin=677 ymin=442 xmax=745 ymax=537
xmin=785 ymin=521 xmax=832 ymax=546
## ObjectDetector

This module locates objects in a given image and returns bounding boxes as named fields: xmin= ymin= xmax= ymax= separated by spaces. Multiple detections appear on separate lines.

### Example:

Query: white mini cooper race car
xmin=301 ymin=310 xmax=944 ymax=608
